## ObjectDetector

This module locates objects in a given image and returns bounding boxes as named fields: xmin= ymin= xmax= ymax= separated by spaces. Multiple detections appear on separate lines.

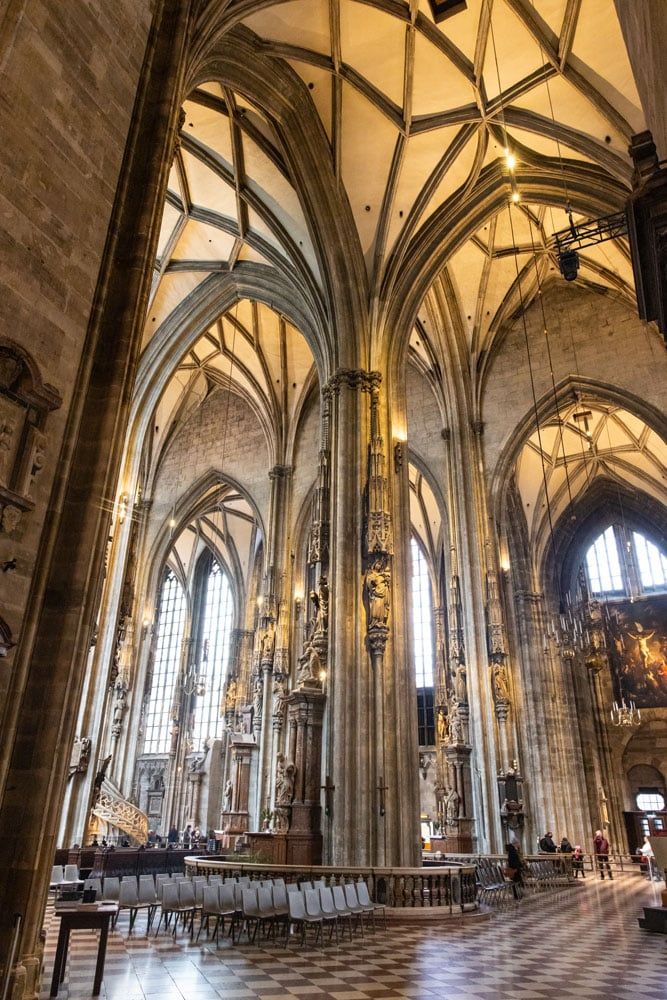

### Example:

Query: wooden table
xmin=49 ymin=903 xmax=118 ymax=997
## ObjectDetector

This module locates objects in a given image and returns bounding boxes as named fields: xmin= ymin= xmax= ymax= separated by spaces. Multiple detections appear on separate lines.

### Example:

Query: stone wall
xmin=148 ymin=387 xmax=272 ymax=551
xmin=0 ymin=0 xmax=153 ymax=706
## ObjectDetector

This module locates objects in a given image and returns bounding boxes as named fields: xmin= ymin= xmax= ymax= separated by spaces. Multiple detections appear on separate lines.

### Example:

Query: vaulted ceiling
xmin=137 ymin=0 xmax=645 ymax=483
xmin=514 ymin=399 xmax=667 ymax=567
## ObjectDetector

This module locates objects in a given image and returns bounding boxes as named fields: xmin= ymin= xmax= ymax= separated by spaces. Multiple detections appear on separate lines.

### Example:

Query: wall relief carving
xmin=0 ymin=341 xmax=62 ymax=534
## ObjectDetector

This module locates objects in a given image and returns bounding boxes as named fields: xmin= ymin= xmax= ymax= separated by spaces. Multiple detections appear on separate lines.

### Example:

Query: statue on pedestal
xmin=445 ymin=786 xmax=460 ymax=826
xmin=365 ymin=559 xmax=391 ymax=628
xmin=223 ymin=778 xmax=233 ymax=812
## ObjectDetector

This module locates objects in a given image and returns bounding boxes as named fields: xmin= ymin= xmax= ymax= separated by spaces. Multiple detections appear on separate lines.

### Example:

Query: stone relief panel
xmin=0 ymin=341 xmax=62 ymax=536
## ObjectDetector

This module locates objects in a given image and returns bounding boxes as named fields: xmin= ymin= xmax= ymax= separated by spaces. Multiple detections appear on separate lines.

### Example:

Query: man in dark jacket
xmin=593 ymin=829 xmax=612 ymax=879
xmin=539 ymin=831 xmax=557 ymax=853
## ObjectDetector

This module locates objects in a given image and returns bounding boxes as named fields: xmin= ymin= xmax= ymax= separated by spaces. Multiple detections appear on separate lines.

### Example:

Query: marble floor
xmin=41 ymin=874 xmax=666 ymax=1000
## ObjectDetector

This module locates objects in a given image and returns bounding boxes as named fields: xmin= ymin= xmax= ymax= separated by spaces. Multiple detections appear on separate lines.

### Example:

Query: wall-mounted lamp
xmin=294 ymin=590 xmax=303 ymax=608
xmin=118 ymin=493 xmax=129 ymax=524
xmin=393 ymin=441 xmax=404 ymax=473
xmin=500 ymin=560 xmax=510 ymax=573
xmin=319 ymin=669 xmax=327 ymax=683
xmin=257 ymin=594 xmax=264 ymax=608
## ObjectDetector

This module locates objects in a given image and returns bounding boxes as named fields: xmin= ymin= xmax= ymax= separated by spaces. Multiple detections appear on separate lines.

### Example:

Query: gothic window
xmin=585 ymin=526 xmax=623 ymax=595
xmin=411 ymin=536 xmax=435 ymax=746
xmin=191 ymin=559 xmax=234 ymax=749
xmin=143 ymin=569 xmax=186 ymax=754
xmin=636 ymin=791 xmax=665 ymax=812
xmin=584 ymin=526 xmax=667 ymax=598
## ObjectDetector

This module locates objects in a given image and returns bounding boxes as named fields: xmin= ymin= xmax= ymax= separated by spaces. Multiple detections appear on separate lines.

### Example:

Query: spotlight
xmin=559 ymin=249 xmax=580 ymax=281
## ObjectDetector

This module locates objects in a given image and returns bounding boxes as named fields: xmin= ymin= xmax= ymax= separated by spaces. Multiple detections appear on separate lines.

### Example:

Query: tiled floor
xmin=41 ymin=875 xmax=666 ymax=1000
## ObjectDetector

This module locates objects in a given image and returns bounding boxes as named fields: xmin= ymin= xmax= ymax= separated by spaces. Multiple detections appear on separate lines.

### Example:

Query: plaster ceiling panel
xmin=410 ymin=328 xmax=433 ymax=369
xmin=145 ymin=272 xmax=207 ymax=342
xmin=513 ymin=74 xmax=627 ymax=153
xmin=446 ymin=243 xmax=486 ymax=335
xmin=246 ymin=206 xmax=287 ymax=254
xmin=410 ymin=26 xmax=473 ymax=117
xmin=244 ymin=0 xmax=330 ymax=56
xmin=341 ymin=82 xmax=397 ymax=259
xmin=171 ymin=218 xmax=237 ymax=262
xmin=427 ymin=0 xmax=480 ymax=63
xmin=385 ymin=127 xmax=461 ymax=253
xmin=237 ymin=243 xmax=270 ymax=265
xmin=481 ymin=1 xmax=540 ymax=101
xmin=645 ymin=429 xmax=667 ymax=463
xmin=480 ymin=252 xmax=527 ymax=330
xmin=493 ymin=204 xmax=541 ymax=249
xmin=287 ymin=61 xmax=333 ymax=140
xmin=157 ymin=201 xmax=182 ymax=258
xmin=616 ymin=411 xmax=645 ymax=444
xmin=420 ymin=129 xmax=477 ymax=224
xmin=167 ymin=163 xmax=185 ymax=203
xmin=181 ymin=149 xmax=236 ymax=214
xmin=531 ymin=0 xmax=568 ymax=37
xmin=197 ymin=81 xmax=224 ymax=98
xmin=241 ymin=133 xmax=315 ymax=259
xmin=578 ymin=241 xmax=633 ymax=286
xmin=183 ymin=98 xmax=234 ymax=163
xmin=570 ymin=0 xmax=643 ymax=125
xmin=172 ymin=530 xmax=197 ymax=578
xmin=340 ymin=2 xmax=406 ymax=109
xmin=228 ymin=515 xmax=254 ymax=578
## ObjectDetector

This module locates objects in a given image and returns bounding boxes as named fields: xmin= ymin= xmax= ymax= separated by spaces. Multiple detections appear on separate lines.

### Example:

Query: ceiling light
xmin=511 ymin=190 xmax=521 ymax=204
xmin=505 ymin=151 xmax=517 ymax=170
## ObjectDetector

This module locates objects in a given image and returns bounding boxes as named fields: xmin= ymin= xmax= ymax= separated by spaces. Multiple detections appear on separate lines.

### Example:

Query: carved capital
xmin=323 ymin=368 xmax=382 ymax=398
xmin=268 ymin=464 xmax=292 ymax=480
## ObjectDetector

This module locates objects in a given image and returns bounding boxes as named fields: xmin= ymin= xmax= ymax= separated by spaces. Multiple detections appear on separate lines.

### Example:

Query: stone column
xmin=0 ymin=3 xmax=194 ymax=991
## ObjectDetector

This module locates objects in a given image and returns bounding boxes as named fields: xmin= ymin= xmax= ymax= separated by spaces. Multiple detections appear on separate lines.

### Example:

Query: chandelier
xmin=610 ymin=697 xmax=641 ymax=727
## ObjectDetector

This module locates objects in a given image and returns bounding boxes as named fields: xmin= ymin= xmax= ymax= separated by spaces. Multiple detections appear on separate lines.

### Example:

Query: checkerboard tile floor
xmin=41 ymin=876 xmax=667 ymax=1000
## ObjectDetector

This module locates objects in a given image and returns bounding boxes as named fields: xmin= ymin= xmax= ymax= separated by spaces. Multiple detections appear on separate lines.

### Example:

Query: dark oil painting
xmin=605 ymin=597 xmax=667 ymax=709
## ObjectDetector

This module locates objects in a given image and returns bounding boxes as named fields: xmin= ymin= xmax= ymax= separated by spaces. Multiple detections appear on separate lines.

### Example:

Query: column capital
xmin=323 ymin=368 xmax=382 ymax=398
xmin=268 ymin=464 xmax=292 ymax=480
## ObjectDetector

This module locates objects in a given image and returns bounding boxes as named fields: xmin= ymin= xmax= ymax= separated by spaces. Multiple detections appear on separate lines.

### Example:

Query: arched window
xmin=584 ymin=526 xmax=667 ymax=598
xmin=144 ymin=569 xmax=186 ymax=753
xmin=411 ymin=537 xmax=435 ymax=746
xmin=191 ymin=559 xmax=234 ymax=749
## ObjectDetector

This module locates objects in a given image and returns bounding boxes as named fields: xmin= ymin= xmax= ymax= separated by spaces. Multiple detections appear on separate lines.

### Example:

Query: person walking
xmin=593 ymin=829 xmax=612 ymax=879
xmin=639 ymin=836 xmax=660 ymax=881
xmin=506 ymin=840 xmax=525 ymax=899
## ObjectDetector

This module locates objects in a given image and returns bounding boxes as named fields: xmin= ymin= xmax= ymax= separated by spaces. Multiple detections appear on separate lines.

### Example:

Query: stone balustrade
xmin=185 ymin=856 xmax=478 ymax=913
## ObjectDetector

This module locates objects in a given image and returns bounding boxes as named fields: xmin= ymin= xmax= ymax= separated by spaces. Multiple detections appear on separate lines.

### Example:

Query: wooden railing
xmin=185 ymin=857 xmax=478 ymax=913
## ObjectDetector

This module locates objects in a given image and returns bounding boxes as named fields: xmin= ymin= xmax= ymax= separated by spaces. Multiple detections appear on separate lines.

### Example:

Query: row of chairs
xmin=50 ymin=865 xmax=82 ymax=889
xmin=194 ymin=880 xmax=386 ymax=947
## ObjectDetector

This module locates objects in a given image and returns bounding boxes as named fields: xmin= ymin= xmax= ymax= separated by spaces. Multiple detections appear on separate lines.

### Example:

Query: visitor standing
xmin=593 ymin=829 xmax=612 ymax=879
xmin=539 ymin=831 xmax=557 ymax=853
xmin=639 ymin=835 xmax=660 ymax=881
xmin=572 ymin=845 xmax=586 ymax=878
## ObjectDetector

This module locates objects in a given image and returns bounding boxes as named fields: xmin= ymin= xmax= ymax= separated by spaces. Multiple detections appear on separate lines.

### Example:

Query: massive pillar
xmin=0 ymin=2 xmax=194 ymax=993
xmin=326 ymin=369 xmax=420 ymax=867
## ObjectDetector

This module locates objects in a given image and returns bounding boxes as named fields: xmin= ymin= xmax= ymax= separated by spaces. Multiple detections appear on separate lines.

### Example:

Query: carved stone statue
xmin=437 ymin=708 xmax=448 ymax=744
xmin=0 ymin=418 xmax=15 ymax=485
xmin=224 ymin=677 xmax=237 ymax=712
xmin=449 ymin=710 xmax=464 ymax=745
xmin=445 ymin=786 xmax=460 ymax=825
xmin=492 ymin=663 xmax=510 ymax=703
xmin=272 ymin=676 xmax=287 ymax=717
xmin=252 ymin=677 xmax=263 ymax=721
xmin=259 ymin=622 xmax=276 ymax=662
xmin=276 ymin=759 xmax=296 ymax=806
xmin=297 ymin=639 xmax=321 ymax=686
xmin=311 ymin=576 xmax=329 ymax=636
xmin=454 ymin=664 xmax=467 ymax=704
xmin=224 ymin=778 xmax=233 ymax=812
xmin=365 ymin=559 xmax=391 ymax=629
